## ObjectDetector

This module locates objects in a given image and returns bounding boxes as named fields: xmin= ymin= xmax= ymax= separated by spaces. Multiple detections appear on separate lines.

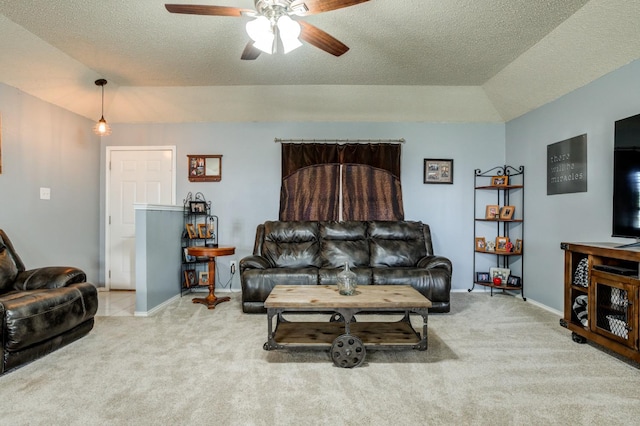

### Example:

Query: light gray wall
xmin=0 ymin=83 xmax=101 ymax=282
xmin=105 ymin=122 xmax=505 ymax=291
xmin=135 ymin=205 xmax=183 ymax=313
xmin=505 ymin=58 xmax=640 ymax=311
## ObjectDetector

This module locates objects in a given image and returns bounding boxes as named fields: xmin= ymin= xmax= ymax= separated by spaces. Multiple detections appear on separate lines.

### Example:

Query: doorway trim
xmin=104 ymin=145 xmax=177 ymax=291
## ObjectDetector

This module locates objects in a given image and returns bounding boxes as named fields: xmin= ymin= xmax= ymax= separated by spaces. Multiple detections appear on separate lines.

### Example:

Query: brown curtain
xmin=282 ymin=143 xmax=400 ymax=178
xmin=282 ymin=144 xmax=340 ymax=178
xmin=342 ymin=164 xmax=404 ymax=221
xmin=279 ymin=164 xmax=340 ymax=221
xmin=279 ymin=143 xmax=403 ymax=221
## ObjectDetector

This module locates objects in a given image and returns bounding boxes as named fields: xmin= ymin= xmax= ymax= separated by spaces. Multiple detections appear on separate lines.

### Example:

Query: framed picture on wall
xmin=423 ymin=159 xmax=453 ymax=184
xmin=188 ymin=155 xmax=222 ymax=182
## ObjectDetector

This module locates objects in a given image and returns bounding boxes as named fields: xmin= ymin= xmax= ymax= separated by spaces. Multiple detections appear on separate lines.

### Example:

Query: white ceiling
xmin=0 ymin=0 xmax=639 ymax=124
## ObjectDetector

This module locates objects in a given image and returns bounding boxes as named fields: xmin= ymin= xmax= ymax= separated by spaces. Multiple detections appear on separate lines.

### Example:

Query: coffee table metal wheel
xmin=331 ymin=334 xmax=366 ymax=368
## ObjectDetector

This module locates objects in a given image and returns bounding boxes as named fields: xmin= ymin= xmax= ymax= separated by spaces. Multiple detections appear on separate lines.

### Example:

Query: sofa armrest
xmin=240 ymin=255 xmax=272 ymax=273
xmin=417 ymin=256 xmax=452 ymax=275
xmin=13 ymin=267 xmax=87 ymax=291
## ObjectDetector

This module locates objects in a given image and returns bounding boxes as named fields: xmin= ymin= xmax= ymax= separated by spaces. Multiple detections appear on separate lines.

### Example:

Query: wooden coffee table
xmin=263 ymin=285 xmax=432 ymax=368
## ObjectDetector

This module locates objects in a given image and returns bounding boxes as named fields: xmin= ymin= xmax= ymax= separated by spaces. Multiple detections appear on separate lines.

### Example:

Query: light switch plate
xmin=40 ymin=187 xmax=51 ymax=200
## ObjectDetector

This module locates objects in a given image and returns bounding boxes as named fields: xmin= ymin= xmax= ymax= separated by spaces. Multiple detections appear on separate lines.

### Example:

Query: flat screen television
xmin=612 ymin=113 xmax=640 ymax=244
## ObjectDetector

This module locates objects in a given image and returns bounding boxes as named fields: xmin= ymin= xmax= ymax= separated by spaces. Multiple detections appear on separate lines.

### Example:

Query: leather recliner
xmin=241 ymin=221 xmax=452 ymax=313
xmin=0 ymin=229 xmax=98 ymax=375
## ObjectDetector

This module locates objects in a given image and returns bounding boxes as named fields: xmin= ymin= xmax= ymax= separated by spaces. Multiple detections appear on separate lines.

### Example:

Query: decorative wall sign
xmin=547 ymin=134 xmax=587 ymax=195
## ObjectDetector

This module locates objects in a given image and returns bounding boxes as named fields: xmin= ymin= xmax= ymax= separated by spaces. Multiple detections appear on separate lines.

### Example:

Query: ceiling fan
xmin=165 ymin=0 xmax=370 ymax=60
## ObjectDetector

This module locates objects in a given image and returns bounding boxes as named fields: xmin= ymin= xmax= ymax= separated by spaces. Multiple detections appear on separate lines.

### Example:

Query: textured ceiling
xmin=0 ymin=0 xmax=638 ymax=124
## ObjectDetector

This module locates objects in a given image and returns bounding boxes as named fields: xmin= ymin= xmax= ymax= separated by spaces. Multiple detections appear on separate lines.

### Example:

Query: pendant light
xmin=93 ymin=79 xmax=111 ymax=136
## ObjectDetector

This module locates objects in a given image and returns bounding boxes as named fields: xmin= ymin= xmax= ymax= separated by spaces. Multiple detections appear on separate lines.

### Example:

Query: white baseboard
xmin=460 ymin=288 xmax=562 ymax=317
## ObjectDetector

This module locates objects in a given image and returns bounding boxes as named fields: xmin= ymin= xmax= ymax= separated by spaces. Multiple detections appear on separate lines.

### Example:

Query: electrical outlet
xmin=230 ymin=260 xmax=237 ymax=275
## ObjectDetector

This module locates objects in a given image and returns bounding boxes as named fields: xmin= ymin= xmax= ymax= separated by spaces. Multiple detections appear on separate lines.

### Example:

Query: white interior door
xmin=107 ymin=147 xmax=175 ymax=290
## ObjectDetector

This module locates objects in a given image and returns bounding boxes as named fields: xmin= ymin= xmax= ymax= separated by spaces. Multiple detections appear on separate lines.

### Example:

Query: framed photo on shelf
xmin=485 ymin=205 xmax=500 ymax=219
xmin=188 ymin=155 xmax=222 ymax=182
xmin=490 ymin=175 xmax=509 ymax=186
xmin=184 ymin=270 xmax=196 ymax=288
xmin=499 ymin=205 xmax=515 ymax=220
xmin=199 ymin=271 xmax=209 ymax=285
xmin=186 ymin=223 xmax=197 ymax=239
xmin=495 ymin=236 xmax=510 ymax=252
xmin=515 ymin=239 xmax=523 ymax=254
xmin=475 ymin=237 xmax=486 ymax=251
xmin=489 ymin=267 xmax=511 ymax=281
xmin=507 ymin=275 xmax=522 ymax=287
xmin=190 ymin=200 xmax=207 ymax=214
xmin=197 ymin=223 xmax=209 ymax=239
xmin=183 ymin=248 xmax=195 ymax=262
xmin=423 ymin=159 xmax=454 ymax=184
xmin=476 ymin=272 xmax=490 ymax=282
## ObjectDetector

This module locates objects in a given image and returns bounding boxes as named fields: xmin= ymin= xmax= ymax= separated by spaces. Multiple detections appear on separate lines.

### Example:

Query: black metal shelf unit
xmin=181 ymin=192 xmax=218 ymax=295
xmin=469 ymin=165 xmax=525 ymax=300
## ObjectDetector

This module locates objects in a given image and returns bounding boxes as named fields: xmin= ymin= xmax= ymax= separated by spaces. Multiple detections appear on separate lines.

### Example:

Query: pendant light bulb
xmin=94 ymin=79 xmax=111 ymax=136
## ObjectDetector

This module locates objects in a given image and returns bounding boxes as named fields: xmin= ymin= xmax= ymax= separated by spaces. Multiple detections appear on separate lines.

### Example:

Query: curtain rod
xmin=274 ymin=138 xmax=405 ymax=144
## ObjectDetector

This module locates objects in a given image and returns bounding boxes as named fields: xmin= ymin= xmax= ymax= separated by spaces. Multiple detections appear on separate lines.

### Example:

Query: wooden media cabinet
xmin=560 ymin=242 xmax=640 ymax=362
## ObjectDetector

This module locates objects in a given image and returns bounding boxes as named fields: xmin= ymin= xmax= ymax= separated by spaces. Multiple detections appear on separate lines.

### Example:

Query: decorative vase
xmin=337 ymin=262 xmax=357 ymax=296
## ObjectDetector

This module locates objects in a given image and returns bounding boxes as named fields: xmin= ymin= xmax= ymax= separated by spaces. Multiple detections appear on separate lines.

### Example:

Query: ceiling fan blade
xmin=165 ymin=4 xmax=251 ymax=17
xmin=299 ymin=21 xmax=349 ymax=57
xmin=291 ymin=0 xmax=369 ymax=16
xmin=241 ymin=42 xmax=262 ymax=60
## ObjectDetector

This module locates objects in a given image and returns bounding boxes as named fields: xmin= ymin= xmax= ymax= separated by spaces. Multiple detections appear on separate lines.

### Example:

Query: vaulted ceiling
xmin=0 ymin=0 xmax=638 ymax=124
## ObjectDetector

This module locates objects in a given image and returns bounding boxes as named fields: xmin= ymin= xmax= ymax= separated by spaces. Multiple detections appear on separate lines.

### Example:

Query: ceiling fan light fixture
xmin=246 ymin=16 xmax=275 ymax=54
xmin=290 ymin=3 xmax=309 ymax=15
xmin=277 ymin=15 xmax=302 ymax=54
xmin=93 ymin=79 xmax=111 ymax=136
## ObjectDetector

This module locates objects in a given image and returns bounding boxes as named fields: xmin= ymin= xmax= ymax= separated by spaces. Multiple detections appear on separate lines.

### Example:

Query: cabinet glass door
xmin=593 ymin=276 xmax=633 ymax=346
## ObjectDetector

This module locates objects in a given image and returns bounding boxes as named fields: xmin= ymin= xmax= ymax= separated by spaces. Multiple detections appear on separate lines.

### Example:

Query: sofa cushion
xmin=1 ymin=284 xmax=96 ymax=352
xmin=319 ymin=222 xmax=369 ymax=267
xmin=319 ymin=267 xmax=373 ymax=285
xmin=262 ymin=221 xmax=321 ymax=268
xmin=0 ymin=244 xmax=18 ymax=294
xmin=242 ymin=267 xmax=319 ymax=303
xmin=368 ymin=221 xmax=427 ymax=267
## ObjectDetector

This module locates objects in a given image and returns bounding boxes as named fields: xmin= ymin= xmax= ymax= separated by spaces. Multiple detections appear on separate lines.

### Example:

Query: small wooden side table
xmin=186 ymin=246 xmax=235 ymax=309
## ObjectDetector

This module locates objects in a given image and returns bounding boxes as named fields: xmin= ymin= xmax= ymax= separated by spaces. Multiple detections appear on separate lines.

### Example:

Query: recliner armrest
xmin=240 ymin=256 xmax=272 ymax=272
xmin=417 ymin=256 xmax=452 ymax=274
xmin=13 ymin=267 xmax=87 ymax=291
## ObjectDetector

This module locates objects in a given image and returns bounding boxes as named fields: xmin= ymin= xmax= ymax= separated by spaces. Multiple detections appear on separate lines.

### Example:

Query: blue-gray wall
xmin=506 ymin=58 xmax=640 ymax=311
xmin=135 ymin=205 xmax=183 ymax=313
xmin=0 ymin=83 xmax=101 ymax=281
xmin=104 ymin=122 xmax=504 ymax=292
xmin=3 ymin=58 xmax=640 ymax=312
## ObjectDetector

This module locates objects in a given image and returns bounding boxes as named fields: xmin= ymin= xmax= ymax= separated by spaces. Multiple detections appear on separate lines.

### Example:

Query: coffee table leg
xmin=192 ymin=256 xmax=230 ymax=309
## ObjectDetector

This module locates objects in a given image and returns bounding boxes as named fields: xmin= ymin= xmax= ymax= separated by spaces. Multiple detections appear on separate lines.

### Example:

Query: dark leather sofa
xmin=0 ymin=229 xmax=98 ymax=375
xmin=240 ymin=221 xmax=452 ymax=313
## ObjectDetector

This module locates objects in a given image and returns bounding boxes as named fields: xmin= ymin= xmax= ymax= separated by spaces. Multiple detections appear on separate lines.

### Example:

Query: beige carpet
xmin=1 ymin=291 xmax=639 ymax=425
